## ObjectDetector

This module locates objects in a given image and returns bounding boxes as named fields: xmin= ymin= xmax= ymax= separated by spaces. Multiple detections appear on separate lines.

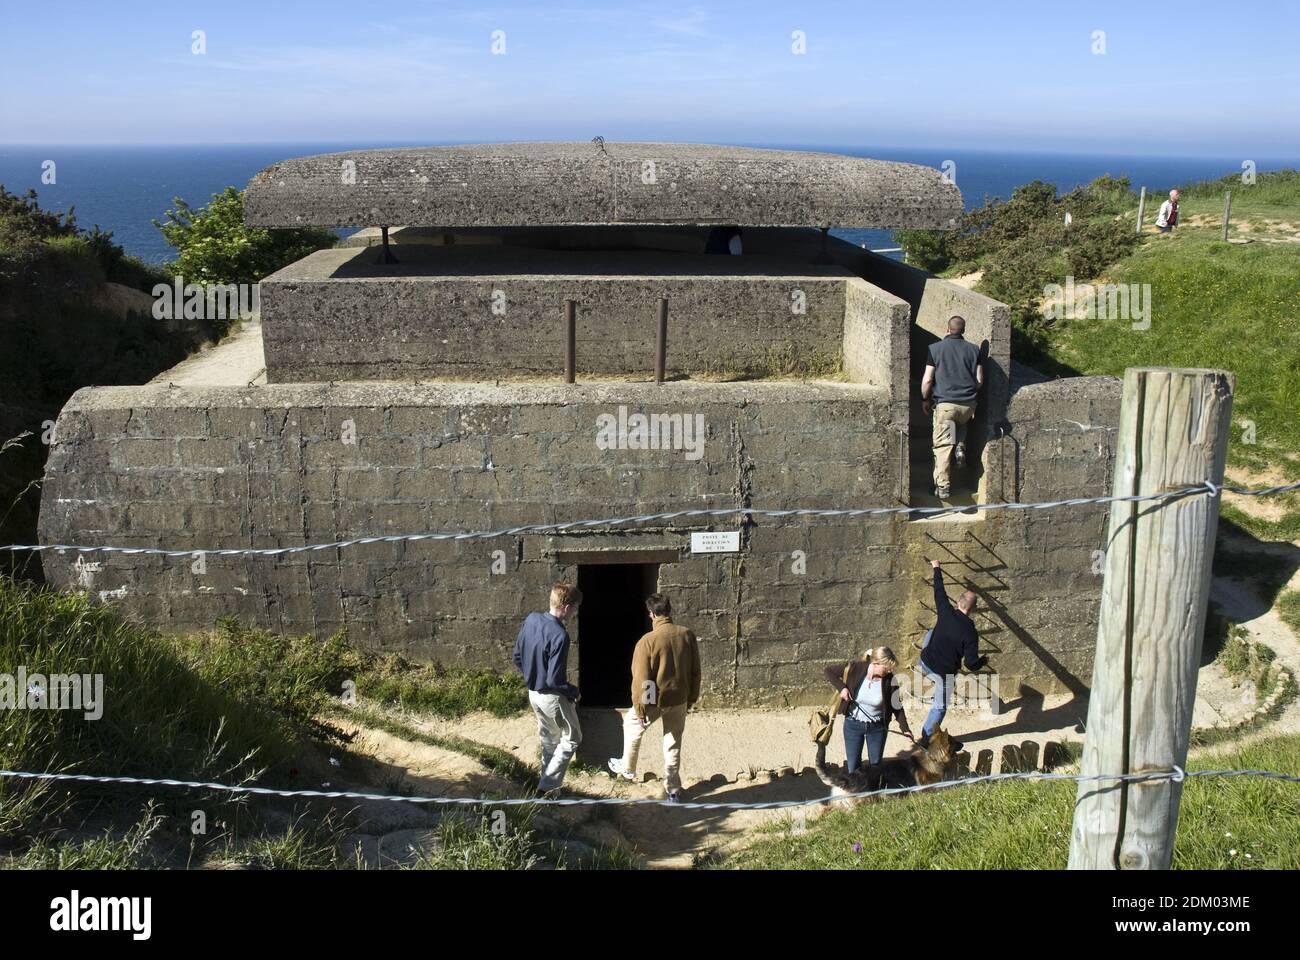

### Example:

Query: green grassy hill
xmin=901 ymin=169 xmax=1300 ymax=539
xmin=1039 ymin=170 xmax=1300 ymax=539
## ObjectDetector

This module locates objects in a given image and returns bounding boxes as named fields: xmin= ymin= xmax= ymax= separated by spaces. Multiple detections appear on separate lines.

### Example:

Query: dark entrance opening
xmin=576 ymin=563 xmax=659 ymax=707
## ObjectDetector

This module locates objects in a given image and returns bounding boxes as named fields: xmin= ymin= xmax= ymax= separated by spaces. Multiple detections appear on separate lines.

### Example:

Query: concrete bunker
xmin=36 ymin=142 xmax=1122 ymax=702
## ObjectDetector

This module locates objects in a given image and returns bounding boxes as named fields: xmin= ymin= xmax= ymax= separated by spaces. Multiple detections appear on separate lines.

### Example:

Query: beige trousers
xmin=620 ymin=703 xmax=688 ymax=794
xmin=932 ymin=401 xmax=977 ymax=489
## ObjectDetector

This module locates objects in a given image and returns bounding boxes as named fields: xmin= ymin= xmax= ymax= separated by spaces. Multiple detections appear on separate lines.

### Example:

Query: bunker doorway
xmin=576 ymin=563 xmax=660 ymax=707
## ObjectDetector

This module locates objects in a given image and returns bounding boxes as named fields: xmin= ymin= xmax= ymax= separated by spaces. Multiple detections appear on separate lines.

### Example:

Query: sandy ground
xmin=334 ymin=581 xmax=1284 ymax=868
xmin=150 ymin=319 xmax=266 ymax=386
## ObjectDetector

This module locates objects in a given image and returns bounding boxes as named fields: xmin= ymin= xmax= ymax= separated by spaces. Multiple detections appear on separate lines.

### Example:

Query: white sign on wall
xmin=691 ymin=531 xmax=741 ymax=554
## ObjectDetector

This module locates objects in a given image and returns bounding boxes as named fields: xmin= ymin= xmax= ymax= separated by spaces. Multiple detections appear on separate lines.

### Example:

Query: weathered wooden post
xmin=1136 ymin=186 xmax=1147 ymax=234
xmin=654 ymin=297 xmax=669 ymax=384
xmin=563 ymin=299 xmax=576 ymax=384
xmin=1068 ymin=367 xmax=1234 ymax=869
xmin=1222 ymin=190 xmax=1233 ymax=242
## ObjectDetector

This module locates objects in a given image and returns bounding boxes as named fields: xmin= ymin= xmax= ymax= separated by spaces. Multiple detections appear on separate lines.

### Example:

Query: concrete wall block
xmin=113 ymin=439 xmax=177 ymax=470
xmin=340 ymin=467 xmax=401 ymax=501
xmin=422 ymin=436 xmax=488 ymax=468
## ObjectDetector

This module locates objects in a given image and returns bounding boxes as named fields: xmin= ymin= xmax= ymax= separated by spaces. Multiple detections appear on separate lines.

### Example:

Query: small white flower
xmin=1229 ymin=848 xmax=1238 ymax=856
xmin=1225 ymin=831 xmax=1233 ymax=838
xmin=1245 ymin=853 xmax=1252 ymax=860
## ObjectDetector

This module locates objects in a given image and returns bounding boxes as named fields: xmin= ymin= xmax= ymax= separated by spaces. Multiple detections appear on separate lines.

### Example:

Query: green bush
xmin=894 ymin=176 xmax=1142 ymax=338
xmin=0 ymin=186 xmax=169 ymax=294
xmin=892 ymin=228 xmax=952 ymax=273
xmin=154 ymin=186 xmax=336 ymax=288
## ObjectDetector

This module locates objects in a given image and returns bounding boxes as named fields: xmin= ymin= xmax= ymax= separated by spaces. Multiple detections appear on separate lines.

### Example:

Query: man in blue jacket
xmin=918 ymin=559 xmax=987 ymax=743
xmin=513 ymin=582 xmax=583 ymax=794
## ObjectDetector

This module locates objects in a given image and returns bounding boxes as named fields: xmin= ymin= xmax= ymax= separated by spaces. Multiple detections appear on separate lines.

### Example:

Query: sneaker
xmin=607 ymin=758 xmax=635 ymax=781
xmin=535 ymin=786 xmax=560 ymax=800
xmin=935 ymin=486 xmax=951 ymax=500
xmin=666 ymin=791 xmax=682 ymax=804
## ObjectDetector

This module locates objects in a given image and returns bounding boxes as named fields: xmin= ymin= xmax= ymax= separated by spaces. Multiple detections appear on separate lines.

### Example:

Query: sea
xmin=0 ymin=143 xmax=1292 ymax=264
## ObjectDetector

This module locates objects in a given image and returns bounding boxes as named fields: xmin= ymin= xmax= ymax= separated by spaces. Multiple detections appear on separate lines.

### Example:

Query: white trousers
xmin=529 ymin=690 xmax=582 ymax=790
xmin=620 ymin=703 xmax=688 ymax=794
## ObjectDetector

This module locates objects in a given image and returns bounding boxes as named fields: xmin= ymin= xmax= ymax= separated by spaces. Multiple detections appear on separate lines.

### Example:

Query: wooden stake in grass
xmin=1222 ymin=190 xmax=1232 ymax=242
xmin=1136 ymin=186 xmax=1147 ymax=234
xmin=1068 ymin=367 xmax=1233 ymax=870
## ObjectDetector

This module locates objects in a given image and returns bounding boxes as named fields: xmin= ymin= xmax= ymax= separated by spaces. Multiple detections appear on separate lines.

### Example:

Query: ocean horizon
xmin=1 ymin=142 xmax=1292 ymax=265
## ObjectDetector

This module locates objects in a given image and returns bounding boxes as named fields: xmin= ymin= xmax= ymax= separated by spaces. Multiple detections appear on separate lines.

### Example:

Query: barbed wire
xmin=3 ymin=479 xmax=1296 ymax=560
xmin=2 ymin=764 xmax=1297 ymax=812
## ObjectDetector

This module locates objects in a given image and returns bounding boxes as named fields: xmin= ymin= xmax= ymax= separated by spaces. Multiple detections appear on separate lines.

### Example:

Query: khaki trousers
xmin=932 ymin=401 xmax=976 ymax=489
xmin=620 ymin=703 xmax=688 ymax=794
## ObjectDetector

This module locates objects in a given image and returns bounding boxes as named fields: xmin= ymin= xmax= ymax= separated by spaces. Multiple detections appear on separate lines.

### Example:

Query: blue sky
xmin=2 ymin=0 xmax=1297 ymax=156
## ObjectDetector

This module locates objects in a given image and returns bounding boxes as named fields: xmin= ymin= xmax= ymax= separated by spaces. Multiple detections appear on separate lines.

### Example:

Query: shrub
xmin=897 ymin=176 xmax=1142 ymax=342
xmin=154 ymin=186 xmax=336 ymax=287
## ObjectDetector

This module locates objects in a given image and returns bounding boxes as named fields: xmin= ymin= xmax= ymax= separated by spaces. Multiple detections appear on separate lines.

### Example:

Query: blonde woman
xmin=823 ymin=646 xmax=914 ymax=773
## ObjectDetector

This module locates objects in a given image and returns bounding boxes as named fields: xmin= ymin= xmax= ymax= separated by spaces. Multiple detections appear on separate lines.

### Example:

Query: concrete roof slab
xmin=244 ymin=142 xmax=963 ymax=230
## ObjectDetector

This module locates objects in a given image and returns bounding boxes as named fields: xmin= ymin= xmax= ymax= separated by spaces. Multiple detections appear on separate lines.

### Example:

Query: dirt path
xmin=150 ymin=319 xmax=265 ymax=386
xmin=1204 ymin=577 xmax=1300 ymax=747
xmin=335 ymin=525 xmax=1300 ymax=867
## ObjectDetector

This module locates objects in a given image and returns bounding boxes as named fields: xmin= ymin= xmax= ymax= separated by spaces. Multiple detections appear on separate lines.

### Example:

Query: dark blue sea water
xmin=0 ymin=143 xmax=1292 ymax=264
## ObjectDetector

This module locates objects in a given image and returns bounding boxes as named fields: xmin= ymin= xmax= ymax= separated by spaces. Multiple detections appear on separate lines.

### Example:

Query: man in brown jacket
xmin=607 ymin=593 xmax=701 ymax=802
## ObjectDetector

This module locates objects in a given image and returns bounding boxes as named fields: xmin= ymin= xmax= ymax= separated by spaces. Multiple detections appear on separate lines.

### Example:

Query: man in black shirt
xmin=918 ymin=559 xmax=987 ymax=742
xmin=920 ymin=315 xmax=983 ymax=500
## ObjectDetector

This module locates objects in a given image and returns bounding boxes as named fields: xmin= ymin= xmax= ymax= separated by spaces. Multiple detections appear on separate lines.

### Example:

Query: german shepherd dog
xmin=814 ymin=728 xmax=960 ymax=797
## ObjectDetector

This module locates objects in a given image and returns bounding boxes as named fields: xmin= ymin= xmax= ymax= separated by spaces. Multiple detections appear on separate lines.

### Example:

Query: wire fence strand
xmin=4 ymin=480 xmax=1297 ymax=560
xmin=2 ymin=765 xmax=1298 ymax=812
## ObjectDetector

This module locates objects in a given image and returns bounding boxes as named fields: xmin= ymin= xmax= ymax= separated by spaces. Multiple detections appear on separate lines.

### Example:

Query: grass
xmin=404 ymin=811 xmax=543 ymax=870
xmin=1027 ymin=170 xmax=1300 ymax=539
xmin=206 ymin=810 xmax=352 ymax=870
xmin=0 ymin=579 xmax=296 ymax=838
xmin=1049 ymin=233 xmax=1300 ymax=464
xmin=11 ymin=806 xmax=165 ymax=869
xmin=355 ymin=655 xmax=528 ymax=718
xmin=0 ymin=577 xmax=532 ymax=866
xmin=720 ymin=734 xmax=1300 ymax=870
xmin=1190 ymin=622 xmax=1296 ymax=749
xmin=337 ymin=702 xmax=537 ymax=787
xmin=1177 ymin=169 xmax=1300 ymax=224
xmin=693 ymin=342 xmax=844 ymax=382
xmin=1280 ymin=590 xmax=1300 ymax=636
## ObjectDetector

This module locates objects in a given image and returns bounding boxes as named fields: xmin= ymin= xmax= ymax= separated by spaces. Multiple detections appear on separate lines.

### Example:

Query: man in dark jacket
xmin=920 ymin=315 xmax=984 ymax=500
xmin=918 ymin=559 xmax=987 ymax=741
xmin=513 ymin=582 xmax=583 ymax=794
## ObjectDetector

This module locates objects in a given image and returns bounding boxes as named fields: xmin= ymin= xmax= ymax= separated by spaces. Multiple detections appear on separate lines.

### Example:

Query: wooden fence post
xmin=1222 ymin=191 xmax=1233 ymax=242
xmin=1068 ymin=367 xmax=1234 ymax=870
xmin=1136 ymin=186 xmax=1147 ymax=234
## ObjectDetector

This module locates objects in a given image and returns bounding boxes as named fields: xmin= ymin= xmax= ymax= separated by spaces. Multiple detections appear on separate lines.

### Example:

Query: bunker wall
xmin=40 ymin=381 xmax=905 ymax=702
xmin=260 ymin=248 xmax=854 ymax=383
